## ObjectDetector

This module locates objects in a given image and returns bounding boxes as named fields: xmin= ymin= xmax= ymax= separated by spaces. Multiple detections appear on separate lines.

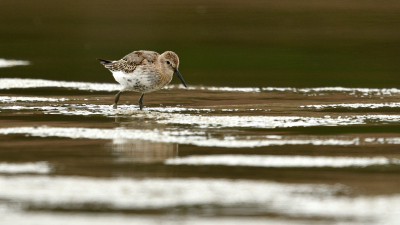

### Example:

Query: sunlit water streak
xmin=0 ymin=176 xmax=343 ymax=210
xmin=1 ymin=127 xmax=400 ymax=148
xmin=165 ymin=155 xmax=400 ymax=168
xmin=0 ymin=78 xmax=120 ymax=91
xmin=0 ymin=104 xmax=211 ymax=114
xmin=263 ymin=86 xmax=400 ymax=95
xmin=2 ymin=103 xmax=400 ymax=128
xmin=0 ymin=210 xmax=317 ymax=225
xmin=0 ymin=162 xmax=51 ymax=174
xmin=0 ymin=176 xmax=398 ymax=224
xmin=0 ymin=96 xmax=69 ymax=103
xmin=153 ymin=114 xmax=400 ymax=128
xmin=1 ymin=78 xmax=400 ymax=96
xmin=2 ymin=78 xmax=400 ymax=224
xmin=0 ymin=59 xmax=30 ymax=68
xmin=302 ymin=102 xmax=400 ymax=109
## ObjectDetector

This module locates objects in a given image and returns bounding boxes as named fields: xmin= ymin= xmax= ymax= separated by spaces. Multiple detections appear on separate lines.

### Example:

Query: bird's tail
xmin=97 ymin=58 xmax=113 ymax=65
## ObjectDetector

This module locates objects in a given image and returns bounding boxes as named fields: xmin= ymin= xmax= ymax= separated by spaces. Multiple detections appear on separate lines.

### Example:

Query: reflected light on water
xmin=165 ymin=155 xmax=400 ymax=168
xmin=0 ymin=162 xmax=51 ymax=174
xmin=2 ymin=78 xmax=400 ymax=96
xmin=110 ymin=139 xmax=178 ymax=163
xmin=1 ymin=77 xmax=400 ymax=224
xmin=0 ymin=59 xmax=30 ymax=68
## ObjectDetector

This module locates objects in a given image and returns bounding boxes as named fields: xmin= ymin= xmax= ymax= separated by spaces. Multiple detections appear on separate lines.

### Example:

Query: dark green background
xmin=1 ymin=0 xmax=399 ymax=87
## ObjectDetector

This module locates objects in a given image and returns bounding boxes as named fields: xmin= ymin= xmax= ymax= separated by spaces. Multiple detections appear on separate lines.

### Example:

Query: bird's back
xmin=98 ymin=50 xmax=160 ymax=74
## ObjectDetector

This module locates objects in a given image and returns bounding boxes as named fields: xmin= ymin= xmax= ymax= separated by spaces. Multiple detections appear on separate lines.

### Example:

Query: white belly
xmin=112 ymin=71 xmax=160 ymax=93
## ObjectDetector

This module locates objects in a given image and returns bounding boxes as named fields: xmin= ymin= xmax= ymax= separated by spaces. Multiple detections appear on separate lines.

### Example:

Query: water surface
xmin=1 ymin=1 xmax=400 ymax=224
xmin=1 ymin=73 xmax=400 ymax=224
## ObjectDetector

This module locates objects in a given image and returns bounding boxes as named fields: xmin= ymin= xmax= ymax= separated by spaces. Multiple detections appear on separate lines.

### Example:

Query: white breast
xmin=112 ymin=69 xmax=160 ymax=93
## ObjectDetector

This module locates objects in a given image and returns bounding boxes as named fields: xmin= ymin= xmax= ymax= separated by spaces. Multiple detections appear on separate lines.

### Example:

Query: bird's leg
xmin=113 ymin=91 xmax=122 ymax=109
xmin=138 ymin=93 xmax=145 ymax=110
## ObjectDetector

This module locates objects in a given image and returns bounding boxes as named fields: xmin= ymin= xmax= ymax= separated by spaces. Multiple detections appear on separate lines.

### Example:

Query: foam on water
xmin=0 ymin=175 xmax=399 ymax=224
xmin=0 ymin=59 xmax=30 ymax=68
xmin=0 ymin=162 xmax=51 ymax=174
xmin=165 ymin=155 xmax=400 ymax=168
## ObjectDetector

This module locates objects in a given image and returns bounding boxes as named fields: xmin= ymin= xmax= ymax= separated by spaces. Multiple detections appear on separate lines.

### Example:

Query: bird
xmin=97 ymin=50 xmax=187 ymax=110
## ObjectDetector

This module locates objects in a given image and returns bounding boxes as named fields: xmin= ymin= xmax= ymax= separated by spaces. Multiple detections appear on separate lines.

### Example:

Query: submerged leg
xmin=113 ymin=91 xmax=122 ymax=109
xmin=138 ymin=93 xmax=145 ymax=110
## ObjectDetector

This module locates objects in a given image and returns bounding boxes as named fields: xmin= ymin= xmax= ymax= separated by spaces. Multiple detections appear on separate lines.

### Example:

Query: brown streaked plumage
xmin=97 ymin=50 xmax=187 ymax=110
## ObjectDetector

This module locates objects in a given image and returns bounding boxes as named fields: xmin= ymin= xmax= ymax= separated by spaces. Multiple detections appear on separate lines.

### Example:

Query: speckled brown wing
xmin=101 ymin=51 xmax=159 ymax=74
xmin=124 ymin=51 xmax=159 ymax=65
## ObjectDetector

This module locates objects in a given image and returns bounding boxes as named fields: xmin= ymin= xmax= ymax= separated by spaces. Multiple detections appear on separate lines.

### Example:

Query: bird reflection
xmin=110 ymin=139 xmax=178 ymax=163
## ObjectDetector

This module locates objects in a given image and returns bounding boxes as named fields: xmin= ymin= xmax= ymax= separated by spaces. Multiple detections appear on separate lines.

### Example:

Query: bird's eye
xmin=166 ymin=61 xmax=171 ymax=65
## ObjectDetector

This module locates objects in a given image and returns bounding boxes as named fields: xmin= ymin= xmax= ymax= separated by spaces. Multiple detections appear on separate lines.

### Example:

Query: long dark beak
xmin=174 ymin=69 xmax=187 ymax=87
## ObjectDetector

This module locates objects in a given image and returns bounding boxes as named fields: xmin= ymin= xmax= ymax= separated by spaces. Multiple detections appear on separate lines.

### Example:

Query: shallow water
xmin=1 ymin=1 xmax=400 ymax=223
xmin=1 ymin=58 xmax=400 ymax=224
